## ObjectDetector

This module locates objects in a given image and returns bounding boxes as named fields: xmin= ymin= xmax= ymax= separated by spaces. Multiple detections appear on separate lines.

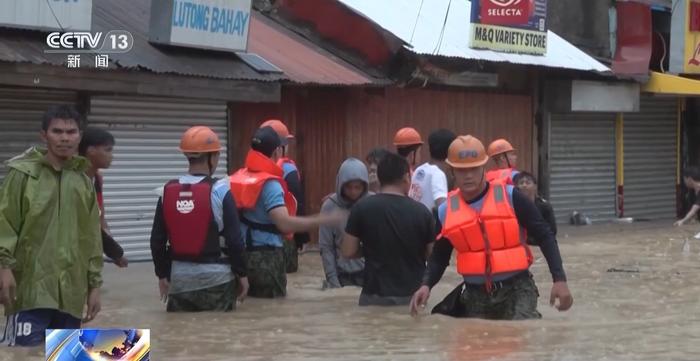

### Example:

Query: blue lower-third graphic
xmin=45 ymin=329 xmax=150 ymax=361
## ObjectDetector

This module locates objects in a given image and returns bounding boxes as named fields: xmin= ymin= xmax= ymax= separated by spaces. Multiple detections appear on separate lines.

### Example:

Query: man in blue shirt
xmin=259 ymin=119 xmax=309 ymax=273
xmin=230 ymin=126 xmax=342 ymax=298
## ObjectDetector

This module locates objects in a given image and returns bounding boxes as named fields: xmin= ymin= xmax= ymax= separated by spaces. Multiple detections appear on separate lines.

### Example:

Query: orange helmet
xmin=446 ymin=135 xmax=489 ymax=169
xmin=393 ymin=127 xmax=423 ymax=146
xmin=179 ymin=126 xmax=222 ymax=154
xmin=260 ymin=119 xmax=294 ymax=143
xmin=487 ymin=139 xmax=515 ymax=157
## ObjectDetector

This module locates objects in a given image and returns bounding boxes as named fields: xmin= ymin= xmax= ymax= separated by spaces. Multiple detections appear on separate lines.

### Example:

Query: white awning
xmin=338 ymin=0 xmax=611 ymax=73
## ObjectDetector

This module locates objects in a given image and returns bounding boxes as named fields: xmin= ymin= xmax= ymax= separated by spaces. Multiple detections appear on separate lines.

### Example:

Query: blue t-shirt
xmin=511 ymin=169 xmax=520 ymax=178
xmin=282 ymin=161 xmax=298 ymax=179
xmin=437 ymin=184 xmax=520 ymax=284
xmin=240 ymin=179 xmax=286 ymax=247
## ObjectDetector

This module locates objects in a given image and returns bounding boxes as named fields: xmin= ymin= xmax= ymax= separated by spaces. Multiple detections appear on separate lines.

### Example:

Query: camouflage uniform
xmin=432 ymin=272 xmax=541 ymax=320
xmin=246 ymin=247 xmax=287 ymax=298
xmin=167 ymin=281 xmax=236 ymax=312
xmin=283 ymin=240 xmax=299 ymax=273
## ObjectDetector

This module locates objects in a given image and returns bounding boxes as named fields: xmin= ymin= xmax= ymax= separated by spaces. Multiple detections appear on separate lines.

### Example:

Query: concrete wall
xmin=547 ymin=0 xmax=612 ymax=60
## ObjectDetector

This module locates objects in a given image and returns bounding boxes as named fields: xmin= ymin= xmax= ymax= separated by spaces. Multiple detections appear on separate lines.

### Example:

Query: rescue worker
xmin=485 ymin=138 xmax=519 ymax=184
xmin=0 ymin=105 xmax=102 ymax=346
xmin=394 ymin=127 xmax=423 ymax=172
xmin=409 ymin=135 xmax=573 ymax=320
xmin=230 ymin=126 xmax=342 ymax=298
xmin=79 ymin=127 xmax=128 ymax=268
xmin=260 ymin=119 xmax=309 ymax=273
xmin=409 ymin=129 xmax=457 ymax=211
xmin=150 ymin=126 xmax=248 ymax=312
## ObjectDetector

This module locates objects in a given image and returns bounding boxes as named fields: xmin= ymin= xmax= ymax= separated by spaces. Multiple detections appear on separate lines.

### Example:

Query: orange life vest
xmin=485 ymin=168 xmax=516 ymax=185
xmin=440 ymin=181 xmax=532 ymax=289
xmin=230 ymin=150 xmax=297 ymax=240
xmin=277 ymin=157 xmax=301 ymax=180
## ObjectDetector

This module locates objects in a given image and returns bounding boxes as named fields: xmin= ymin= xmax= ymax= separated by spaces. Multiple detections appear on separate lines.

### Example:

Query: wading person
xmin=410 ymin=135 xmax=572 ymax=320
xmin=150 ymin=126 xmax=248 ymax=312
xmin=79 ymin=127 xmax=128 ymax=267
xmin=259 ymin=119 xmax=309 ymax=274
xmin=409 ymin=129 xmax=457 ymax=211
xmin=230 ymin=126 xmax=342 ymax=298
xmin=342 ymin=153 xmax=435 ymax=306
xmin=394 ymin=127 xmax=423 ymax=173
xmin=513 ymin=171 xmax=557 ymax=245
xmin=319 ymin=158 xmax=371 ymax=288
xmin=675 ymin=167 xmax=700 ymax=228
xmin=365 ymin=148 xmax=390 ymax=194
xmin=0 ymin=105 xmax=102 ymax=346
xmin=485 ymin=138 xmax=519 ymax=185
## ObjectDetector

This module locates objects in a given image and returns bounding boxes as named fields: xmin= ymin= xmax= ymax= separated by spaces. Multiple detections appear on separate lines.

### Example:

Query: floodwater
xmin=4 ymin=222 xmax=700 ymax=361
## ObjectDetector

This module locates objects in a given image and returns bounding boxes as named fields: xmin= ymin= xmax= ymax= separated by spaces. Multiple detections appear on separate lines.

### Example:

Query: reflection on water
xmin=3 ymin=222 xmax=700 ymax=361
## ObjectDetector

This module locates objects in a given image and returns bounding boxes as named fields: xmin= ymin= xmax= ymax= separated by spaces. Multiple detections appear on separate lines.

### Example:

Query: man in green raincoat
xmin=0 ymin=105 xmax=103 ymax=347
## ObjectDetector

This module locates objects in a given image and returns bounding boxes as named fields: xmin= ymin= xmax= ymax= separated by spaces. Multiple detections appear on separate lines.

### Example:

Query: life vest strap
xmin=240 ymin=216 xmax=284 ymax=249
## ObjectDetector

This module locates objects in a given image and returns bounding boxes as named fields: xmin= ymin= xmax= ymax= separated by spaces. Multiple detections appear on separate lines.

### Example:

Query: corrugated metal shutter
xmin=0 ymin=88 xmax=78 ymax=184
xmin=549 ymin=113 xmax=617 ymax=223
xmin=88 ymin=96 xmax=228 ymax=261
xmin=623 ymin=96 xmax=677 ymax=220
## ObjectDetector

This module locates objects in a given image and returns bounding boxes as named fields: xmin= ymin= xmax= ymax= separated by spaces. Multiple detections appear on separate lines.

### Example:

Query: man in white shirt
xmin=409 ymin=129 xmax=457 ymax=211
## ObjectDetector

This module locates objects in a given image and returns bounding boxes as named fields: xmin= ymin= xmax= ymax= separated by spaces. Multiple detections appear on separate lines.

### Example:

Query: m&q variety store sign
xmin=150 ymin=0 xmax=251 ymax=53
xmin=469 ymin=0 xmax=548 ymax=55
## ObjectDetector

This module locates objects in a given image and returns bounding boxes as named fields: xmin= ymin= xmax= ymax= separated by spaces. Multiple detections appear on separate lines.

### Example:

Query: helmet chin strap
xmin=505 ymin=154 xmax=512 ymax=169
xmin=207 ymin=153 xmax=214 ymax=176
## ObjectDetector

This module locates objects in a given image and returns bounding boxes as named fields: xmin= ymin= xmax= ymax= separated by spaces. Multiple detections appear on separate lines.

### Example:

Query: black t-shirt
xmin=535 ymin=196 xmax=557 ymax=236
xmin=345 ymin=193 xmax=435 ymax=298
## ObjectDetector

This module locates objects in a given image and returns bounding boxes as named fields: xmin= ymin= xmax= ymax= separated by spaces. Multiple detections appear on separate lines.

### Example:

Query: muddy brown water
xmin=3 ymin=222 xmax=700 ymax=361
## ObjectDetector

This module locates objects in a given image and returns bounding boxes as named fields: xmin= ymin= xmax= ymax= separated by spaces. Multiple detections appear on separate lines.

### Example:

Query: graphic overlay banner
xmin=469 ymin=0 xmax=548 ymax=55
xmin=45 ymin=329 xmax=150 ymax=361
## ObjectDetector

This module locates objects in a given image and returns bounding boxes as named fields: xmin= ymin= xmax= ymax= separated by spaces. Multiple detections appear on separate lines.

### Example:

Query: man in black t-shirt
xmin=342 ymin=152 xmax=435 ymax=306
xmin=513 ymin=172 xmax=557 ymax=245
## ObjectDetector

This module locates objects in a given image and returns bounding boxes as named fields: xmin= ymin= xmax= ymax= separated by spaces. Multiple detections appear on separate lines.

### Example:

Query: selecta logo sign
xmin=480 ymin=0 xmax=534 ymax=26
xmin=490 ymin=0 xmax=522 ymax=6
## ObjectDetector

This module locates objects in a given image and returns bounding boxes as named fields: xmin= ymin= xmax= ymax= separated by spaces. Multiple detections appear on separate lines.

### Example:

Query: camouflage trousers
xmin=283 ymin=240 xmax=299 ymax=274
xmin=433 ymin=271 xmax=541 ymax=320
xmin=246 ymin=247 xmax=287 ymax=298
xmin=166 ymin=281 xmax=236 ymax=312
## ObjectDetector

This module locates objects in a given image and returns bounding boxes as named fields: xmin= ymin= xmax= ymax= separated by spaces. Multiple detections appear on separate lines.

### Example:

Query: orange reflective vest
xmin=440 ymin=181 xmax=532 ymax=288
xmin=230 ymin=150 xmax=297 ymax=240
xmin=486 ymin=168 xmax=516 ymax=185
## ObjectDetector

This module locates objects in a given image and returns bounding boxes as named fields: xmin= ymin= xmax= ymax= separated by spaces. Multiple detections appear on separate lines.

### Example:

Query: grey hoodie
xmin=319 ymin=158 xmax=369 ymax=287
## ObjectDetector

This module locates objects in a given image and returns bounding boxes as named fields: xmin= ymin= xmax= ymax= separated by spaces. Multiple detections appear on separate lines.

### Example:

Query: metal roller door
xmin=0 ymin=88 xmax=78 ymax=184
xmin=549 ymin=113 xmax=617 ymax=224
xmin=88 ymin=96 xmax=228 ymax=261
xmin=623 ymin=96 xmax=677 ymax=220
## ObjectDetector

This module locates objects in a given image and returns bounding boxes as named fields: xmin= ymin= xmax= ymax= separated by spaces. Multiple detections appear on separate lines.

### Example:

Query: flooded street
xmin=3 ymin=222 xmax=700 ymax=361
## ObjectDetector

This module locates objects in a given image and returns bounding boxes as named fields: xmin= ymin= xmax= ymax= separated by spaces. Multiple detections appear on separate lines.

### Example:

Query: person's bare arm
xmin=268 ymin=207 xmax=342 ymax=234
xmin=675 ymin=204 xmax=700 ymax=226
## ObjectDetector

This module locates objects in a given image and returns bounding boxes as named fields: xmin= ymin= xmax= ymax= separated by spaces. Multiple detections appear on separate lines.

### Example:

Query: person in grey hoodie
xmin=320 ymin=158 xmax=370 ymax=288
